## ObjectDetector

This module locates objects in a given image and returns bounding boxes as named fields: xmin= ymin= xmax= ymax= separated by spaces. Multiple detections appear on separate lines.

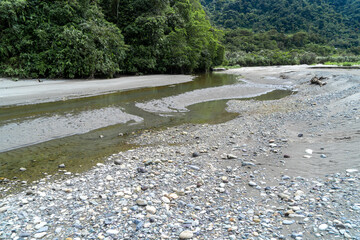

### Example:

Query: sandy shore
xmin=0 ymin=75 xmax=193 ymax=107
xmin=0 ymin=65 xmax=359 ymax=239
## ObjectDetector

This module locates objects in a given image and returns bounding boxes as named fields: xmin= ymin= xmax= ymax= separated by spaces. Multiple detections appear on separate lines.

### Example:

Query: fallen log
xmin=310 ymin=76 xmax=327 ymax=86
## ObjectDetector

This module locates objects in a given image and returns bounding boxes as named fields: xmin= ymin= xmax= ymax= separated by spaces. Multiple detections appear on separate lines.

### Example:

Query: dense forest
xmin=201 ymin=0 xmax=360 ymax=66
xmin=0 ymin=0 xmax=224 ymax=78
xmin=1 ymin=0 xmax=359 ymax=79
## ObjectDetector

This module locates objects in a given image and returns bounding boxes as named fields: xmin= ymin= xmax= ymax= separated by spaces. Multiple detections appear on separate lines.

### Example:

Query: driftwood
xmin=310 ymin=76 xmax=327 ymax=86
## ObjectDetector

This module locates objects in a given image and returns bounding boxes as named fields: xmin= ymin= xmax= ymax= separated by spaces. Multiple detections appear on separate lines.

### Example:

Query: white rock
xmin=161 ymin=196 xmax=170 ymax=204
xmin=106 ymin=229 xmax=119 ymax=235
xmin=106 ymin=175 xmax=114 ymax=181
xmin=35 ymin=222 xmax=47 ymax=230
xmin=305 ymin=149 xmax=313 ymax=154
xmin=346 ymin=169 xmax=358 ymax=173
xmin=34 ymin=232 xmax=47 ymax=239
xmin=248 ymin=181 xmax=257 ymax=187
xmin=319 ymin=224 xmax=328 ymax=230
xmin=179 ymin=230 xmax=194 ymax=239
xmin=0 ymin=206 xmax=9 ymax=213
xmin=146 ymin=206 xmax=157 ymax=214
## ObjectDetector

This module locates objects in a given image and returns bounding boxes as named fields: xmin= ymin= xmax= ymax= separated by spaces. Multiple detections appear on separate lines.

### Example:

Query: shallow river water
xmin=0 ymin=73 xmax=293 ymax=184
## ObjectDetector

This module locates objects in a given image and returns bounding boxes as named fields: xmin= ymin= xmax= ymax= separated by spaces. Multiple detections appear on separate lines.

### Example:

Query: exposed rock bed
xmin=1 ymin=66 xmax=359 ymax=239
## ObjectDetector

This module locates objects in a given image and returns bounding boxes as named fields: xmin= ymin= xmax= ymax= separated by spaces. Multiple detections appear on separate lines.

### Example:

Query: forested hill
xmin=200 ymin=0 xmax=360 ymax=46
xmin=0 ymin=0 xmax=224 ymax=78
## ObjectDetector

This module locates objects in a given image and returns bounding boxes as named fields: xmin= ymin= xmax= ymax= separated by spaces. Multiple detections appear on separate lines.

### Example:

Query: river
xmin=0 ymin=72 xmax=293 ymax=188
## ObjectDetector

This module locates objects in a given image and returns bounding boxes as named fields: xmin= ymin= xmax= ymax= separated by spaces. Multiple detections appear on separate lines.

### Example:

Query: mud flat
xmin=0 ymin=65 xmax=359 ymax=239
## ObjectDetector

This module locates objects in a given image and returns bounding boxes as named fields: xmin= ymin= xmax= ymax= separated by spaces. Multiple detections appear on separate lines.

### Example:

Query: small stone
xmin=305 ymin=149 xmax=313 ymax=154
xmin=319 ymin=224 xmax=328 ymax=231
xmin=19 ymin=232 xmax=31 ymax=238
xmin=146 ymin=206 xmax=157 ymax=214
xmin=136 ymin=199 xmax=147 ymax=206
xmin=106 ymin=229 xmax=119 ymax=235
xmin=248 ymin=181 xmax=257 ymax=187
xmin=161 ymin=196 xmax=170 ymax=204
xmin=137 ymin=167 xmax=147 ymax=173
xmin=278 ymin=193 xmax=291 ymax=201
xmin=227 ymin=154 xmax=238 ymax=159
xmin=242 ymin=161 xmax=256 ymax=167
xmin=169 ymin=193 xmax=179 ymax=199
xmin=0 ymin=206 xmax=9 ymax=213
xmin=298 ymin=133 xmax=303 ymax=137
xmin=346 ymin=169 xmax=358 ymax=173
xmin=114 ymin=159 xmax=122 ymax=165
xmin=320 ymin=154 xmax=327 ymax=158
xmin=20 ymin=167 xmax=27 ymax=171
xmin=58 ymin=164 xmax=65 ymax=168
xmin=283 ymin=154 xmax=290 ymax=158
xmin=283 ymin=220 xmax=295 ymax=225
xmin=179 ymin=230 xmax=194 ymax=239
xmin=188 ymin=165 xmax=200 ymax=171
xmin=34 ymin=232 xmax=47 ymax=239
xmin=282 ymin=175 xmax=291 ymax=180
xmin=192 ymin=152 xmax=200 ymax=157
xmin=221 ymin=176 xmax=229 ymax=183
xmin=106 ymin=175 xmax=114 ymax=181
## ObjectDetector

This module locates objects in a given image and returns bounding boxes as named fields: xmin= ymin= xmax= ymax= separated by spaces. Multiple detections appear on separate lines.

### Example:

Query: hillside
xmin=200 ymin=0 xmax=360 ymax=49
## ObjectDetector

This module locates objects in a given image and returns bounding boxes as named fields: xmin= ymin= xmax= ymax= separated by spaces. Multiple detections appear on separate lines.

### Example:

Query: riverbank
xmin=0 ymin=66 xmax=359 ymax=239
xmin=0 ymin=75 xmax=193 ymax=107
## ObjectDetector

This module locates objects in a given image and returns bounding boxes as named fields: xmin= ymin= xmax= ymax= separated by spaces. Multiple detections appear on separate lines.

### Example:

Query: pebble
xmin=34 ymin=232 xmax=47 ymax=239
xmin=283 ymin=220 xmax=295 ymax=225
xmin=114 ymin=159 xmax=122 ymax=165
xmin=305 ymin=149 xmax=313 ymax=154
xmin=106 ymin=229 xmax=119 ymax=235
xmin=227 ymin=154 xmax=238 ymax=159
xmin=0 ymin=77 xmax=359 ymax=240
xmin=248 ymin=181 xmax=257 ymax=187
xmin=179 ymin=230 xmax=194 ymax=239
xmin=136 ymin=199 xmax=147 ymax=206
xmin=58 ymin=164 xmax=65 ymax=168
xmin=106 ymin=175 xmax=114 ymax=181
xmin=161 ymin=196 xmax=170 ymax=204
xmin=192 ymin=152 xmax=200 ymax=157
xmin=19 ymin=167 xmax=27 ymax=171
xmin=146 ymin=206 xmax=156 ymax=214
xmin=319 ymin=224 xmax=329 ymax=230
xmin=346 ymin=169 xmax=358 ymax=173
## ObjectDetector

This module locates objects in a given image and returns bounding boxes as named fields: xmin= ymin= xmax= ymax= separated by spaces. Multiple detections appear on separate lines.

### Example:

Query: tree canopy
xmin=0 ymin=0 xmax=224 ymax=78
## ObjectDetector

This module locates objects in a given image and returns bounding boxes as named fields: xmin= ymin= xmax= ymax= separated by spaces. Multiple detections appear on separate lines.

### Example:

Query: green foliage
xmin=100 ymin=0 xmax=225 ymax=74
xmin=200 ymin=0 xmax=360 ymax=56
xmin=1 ymin=0 xmax=222 ymax=78
xmin=0 ymin=0 xmax=127 ymax=78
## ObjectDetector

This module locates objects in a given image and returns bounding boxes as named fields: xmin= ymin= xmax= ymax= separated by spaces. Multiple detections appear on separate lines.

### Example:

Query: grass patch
xmin=324 ymin=61 xmax=360 ymax=66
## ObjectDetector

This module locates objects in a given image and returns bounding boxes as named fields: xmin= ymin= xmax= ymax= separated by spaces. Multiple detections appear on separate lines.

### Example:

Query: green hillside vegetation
xmin=200 ymin=0 xmax=360 ymax=67
xmin=0 ymin=0 xmax=224 ymax=78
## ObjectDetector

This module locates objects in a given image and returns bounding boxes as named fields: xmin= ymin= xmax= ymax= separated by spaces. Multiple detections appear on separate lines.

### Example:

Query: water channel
xmin=0 ymin=73 xmax=293 ymax=189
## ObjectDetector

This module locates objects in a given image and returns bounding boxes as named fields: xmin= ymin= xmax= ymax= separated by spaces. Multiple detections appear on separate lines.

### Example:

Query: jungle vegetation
xmin=200 ymin=0 xmax=360 ymax=67
xmin=0 ymin=0 xmax=224 ymax=78
xmin=1 ymin=0 xmax=359 ymax=78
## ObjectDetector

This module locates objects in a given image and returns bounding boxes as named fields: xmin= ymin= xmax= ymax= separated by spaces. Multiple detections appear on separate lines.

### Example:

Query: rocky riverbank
xmin=0 ymin=66 xmax=359 ymax=239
